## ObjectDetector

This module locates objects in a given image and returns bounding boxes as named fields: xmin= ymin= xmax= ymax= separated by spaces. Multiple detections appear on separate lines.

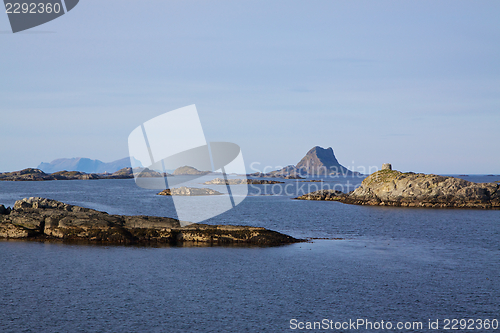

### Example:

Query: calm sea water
xmin=0 ymin=176 xmax=498 ymax=332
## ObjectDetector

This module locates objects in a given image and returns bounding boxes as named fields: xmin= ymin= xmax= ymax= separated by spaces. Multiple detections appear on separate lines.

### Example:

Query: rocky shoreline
xmin=296 ymin=169 xmax=500 ymax=209
xmin=0 ymin=198 xmax=303 ymax=246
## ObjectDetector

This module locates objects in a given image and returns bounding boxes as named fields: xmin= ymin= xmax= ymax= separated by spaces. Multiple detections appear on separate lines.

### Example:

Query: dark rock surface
xmin=0 ymin=198 xmax=303 ymax=246
xmin=0 ymin=205 xmax=11 ymax=215
xmin=158 ymin=187 xmax=223 ymax=196
xmin=297 ymin=169 xmax=500 ymax=209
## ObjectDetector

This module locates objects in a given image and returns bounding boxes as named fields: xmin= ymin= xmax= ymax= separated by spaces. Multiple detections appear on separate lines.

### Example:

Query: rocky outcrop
xmin=295 ymin=190 xmax=345 ymax=201
xmin=297 ymin=169 xmax=500 ymax=209
xmin=133 ymin=167 xmax=166 ymax=178
xmin=0 ymin=197 xmax=302 ymax=245
xmin=203 ymin=178 xmax=284 ymax=185
xmin=158 ymin=187 xmax=223 ymax=196
xmin=51 ymin=171 xmax=101 ymax=180
xmin=248 ymin=166 xmax=301 ymax=179
xmin=111 ymin=167 xmax=171 ymax=178
xmin=0 ymin=168 xmax=55 ymax=181
xmin=104 ymin=167 xmax=135 ymax=179
xmin=173 ymin=166 xmax=210 ymax=176
xmin=0 ymin=168 xmax=106 ymax=181
xmin=0 ymin=205 xmax=12 ymax=215
xmin=283 ymin=174 xmax=304 ymax=179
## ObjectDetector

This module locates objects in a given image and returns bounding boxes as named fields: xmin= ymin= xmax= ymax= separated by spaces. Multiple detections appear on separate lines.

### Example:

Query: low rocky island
xmin=0 ymin=168 xmax=101 ymax=181
xmin=296 ymin=168 xmax=500 ymax=209
xmin=203 ymin=178 xmax=284 ymax=185
xmin=0 ymin=167 xmax=170 ymax=181
xmin=158 ymin=187 xmax=223 ymax=196
xmin=173 ymin=166 xmax=211 ymax=176
xmin=296 ymin=190 xmax=345 ymax=201
xmin=0 ymin=197 xmax=302 ymax=246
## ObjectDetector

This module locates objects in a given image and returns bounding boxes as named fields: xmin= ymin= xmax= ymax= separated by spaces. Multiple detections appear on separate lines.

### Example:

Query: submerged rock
xmin=0 ymin=197 xmax=303 ymax=245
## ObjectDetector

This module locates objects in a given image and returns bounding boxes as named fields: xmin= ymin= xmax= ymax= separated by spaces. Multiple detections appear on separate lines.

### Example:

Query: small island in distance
xmin=1 ymin=147 xmax=498 ymax=211
xmin=203 ymin=178 xmax=284 ymax=185
xmin=0 ymin=166 xmax=215 ymax=182
xmin=0 ymin=146 xmax=361 ymax=181
xmin=158 ymin=187 xmax=223 ymax=196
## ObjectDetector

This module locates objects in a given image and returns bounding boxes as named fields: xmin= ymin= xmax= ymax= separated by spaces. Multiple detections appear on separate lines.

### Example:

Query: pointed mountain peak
xmin=296 ymin=146 xmax=351 ymax=175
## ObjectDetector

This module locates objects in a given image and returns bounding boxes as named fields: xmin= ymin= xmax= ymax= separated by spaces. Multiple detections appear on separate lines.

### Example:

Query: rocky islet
xmin=0 ymin=197 xmax=303 ymax=246
xmin=297 ymin=169 xmax=500 ymax=209
xmin=157 ymin=187 xmax=223 ymax=196
xmin=203 ymin=178 xmax=284 ymax=185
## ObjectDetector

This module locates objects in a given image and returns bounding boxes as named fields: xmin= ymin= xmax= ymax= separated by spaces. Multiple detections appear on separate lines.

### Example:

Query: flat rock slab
xmin=0 ymin=197 xmax=302 ymax=246
xmin=203 ymin=178 xmax=284 ymax=185
xmin=158 ymin=187 xmax=223 ymax=196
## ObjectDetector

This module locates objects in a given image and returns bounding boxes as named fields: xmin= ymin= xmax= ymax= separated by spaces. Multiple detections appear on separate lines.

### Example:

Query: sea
xmin=0 ymin=175 xmax=498 ymax=332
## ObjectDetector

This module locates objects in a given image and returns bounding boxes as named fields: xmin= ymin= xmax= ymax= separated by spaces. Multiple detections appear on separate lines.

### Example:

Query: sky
xmin=0 ymin=0 xmax=499 ymax=174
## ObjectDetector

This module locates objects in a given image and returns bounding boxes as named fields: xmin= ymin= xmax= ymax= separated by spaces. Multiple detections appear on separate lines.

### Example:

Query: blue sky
xmin=1 ymin=0 xmax=499 ymax=174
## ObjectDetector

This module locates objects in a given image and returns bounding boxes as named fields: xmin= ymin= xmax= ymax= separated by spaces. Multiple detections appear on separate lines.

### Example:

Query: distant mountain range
xmin=38 ymin=157 xmax=142 ymax=174
xmin=36 ymin=146 xmax=355 ymax=177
